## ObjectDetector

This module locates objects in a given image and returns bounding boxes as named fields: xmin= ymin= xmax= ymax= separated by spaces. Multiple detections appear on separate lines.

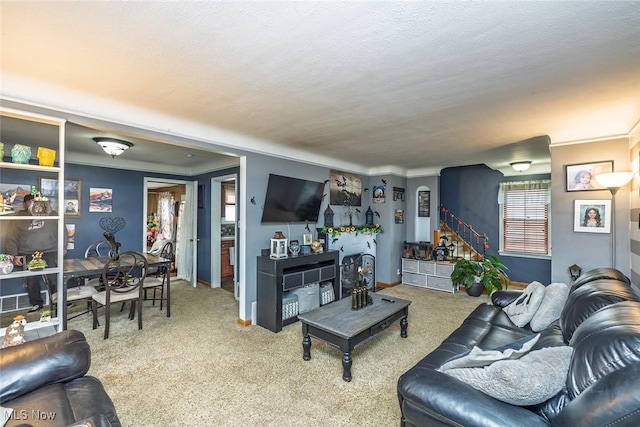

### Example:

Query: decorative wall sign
xmin=393 ymin=187 xmax=405 ymax=201
xmin=573 ymin=199 xmax=611 ymax=233
xmin=565 ymin=161 xmax=613 ymax=192
xmin=418 ymin=190 xmax=430 ymax=217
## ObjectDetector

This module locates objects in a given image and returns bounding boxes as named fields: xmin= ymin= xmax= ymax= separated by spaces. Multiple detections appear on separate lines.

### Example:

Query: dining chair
xmin=91 ymin=251 xmax=148 ymax=339
xmin=143 ymin=241 xmax=173 ymax=310
xmin=43 ymin=275 xmax=99 ymax=321
xmin=84 ymin=240 xmax=115 ymax=258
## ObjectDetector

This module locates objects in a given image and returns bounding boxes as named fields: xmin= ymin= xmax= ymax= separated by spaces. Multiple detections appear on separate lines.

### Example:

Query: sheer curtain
xmin=176 ymin=184 xmax=194 ymax=285
xmin=157 ymin=192 xmax=174 ymax=242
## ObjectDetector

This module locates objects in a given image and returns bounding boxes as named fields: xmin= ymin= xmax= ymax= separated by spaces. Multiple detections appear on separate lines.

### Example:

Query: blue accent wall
xmin=440 ymin=164 xmax=552 ymax=284
xmin=1 ymin=163 xmax=211 ymax=296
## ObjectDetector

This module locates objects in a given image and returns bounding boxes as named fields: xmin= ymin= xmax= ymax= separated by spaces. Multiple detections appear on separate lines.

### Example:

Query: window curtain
xmin=176 ymin=184 xmax=194 ymax=285
xmin=157 ymin=192 xmax=174 ymax=242
xmin=498 ymin=180 xmax=551 ymax=204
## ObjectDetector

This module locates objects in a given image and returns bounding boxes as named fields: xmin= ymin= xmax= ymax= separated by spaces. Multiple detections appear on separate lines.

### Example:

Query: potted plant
xmin=40 ymin=309 xmax=51 ymax=322
xmin=451 ymin=255 xmax=509 ymax=297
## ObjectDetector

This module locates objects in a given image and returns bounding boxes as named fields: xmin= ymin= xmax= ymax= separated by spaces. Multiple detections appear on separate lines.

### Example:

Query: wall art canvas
xmin=573 ymin=199 xmax=611 ymax=233
xmin=89 ymin=187 xmax=113 ymax=212
xmin=329 ymin=170 xmax=361 ymax=206
xmin=395 ymin=209 xmax=404 ymax=224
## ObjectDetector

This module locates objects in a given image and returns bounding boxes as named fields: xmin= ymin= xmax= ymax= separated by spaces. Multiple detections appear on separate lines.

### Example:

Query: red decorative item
xmin=458 ymin=220 xmax=462 ymax=225
xmin=484 ymin=243 xmax=490 ymax=250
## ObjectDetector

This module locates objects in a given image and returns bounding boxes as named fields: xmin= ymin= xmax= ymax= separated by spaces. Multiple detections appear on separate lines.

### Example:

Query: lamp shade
xmin=93 ymin=137 xmax=133 ymax=158
xmin=594 ymin=172 xmax=633 ymax=190
xmin=510 ymin=161 xmax=532 ymax=172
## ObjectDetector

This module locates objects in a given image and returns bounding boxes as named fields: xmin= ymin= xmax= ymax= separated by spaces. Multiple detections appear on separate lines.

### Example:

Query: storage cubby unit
xmin=257 ymin=250 xmax=339 ymax=333
xmin=402 ymin=258 xmax=455 ymax=293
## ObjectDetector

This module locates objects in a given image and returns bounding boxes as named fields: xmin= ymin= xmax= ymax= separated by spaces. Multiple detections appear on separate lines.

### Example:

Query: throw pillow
xmin=529 ymin=282 xmax=570 ymax=332
xmin=440 ymin=346 xmax=573 ymax=406
xmin=503 ymin=281 xmax=546 ymax=327
xmin=439 ymin=334 xmax=540 ymax=370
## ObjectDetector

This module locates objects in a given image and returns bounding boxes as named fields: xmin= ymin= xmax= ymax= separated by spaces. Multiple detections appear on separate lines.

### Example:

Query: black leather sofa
xmin=0 ymin=329 xmax=120 ymax=427
xmin=397 ymin=268 xmax=640 ymax=427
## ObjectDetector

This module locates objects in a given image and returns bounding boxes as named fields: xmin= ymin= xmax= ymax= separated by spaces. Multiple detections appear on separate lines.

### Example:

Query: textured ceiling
xmin=2 ymin=1 xmax=639 ymax=176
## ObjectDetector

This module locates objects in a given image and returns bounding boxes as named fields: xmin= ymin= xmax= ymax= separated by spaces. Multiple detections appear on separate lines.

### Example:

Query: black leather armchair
xmin=0 ymin=330 xmax=120 ymax=427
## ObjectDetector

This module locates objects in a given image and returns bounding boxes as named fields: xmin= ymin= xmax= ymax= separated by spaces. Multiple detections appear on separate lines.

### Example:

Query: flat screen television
xmin=261 ymin=174 xmax=324 ymax=223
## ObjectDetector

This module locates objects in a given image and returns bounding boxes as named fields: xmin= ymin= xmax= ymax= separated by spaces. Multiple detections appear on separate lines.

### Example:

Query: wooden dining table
xmin=62 ymin=253 xmax=171 ymax=330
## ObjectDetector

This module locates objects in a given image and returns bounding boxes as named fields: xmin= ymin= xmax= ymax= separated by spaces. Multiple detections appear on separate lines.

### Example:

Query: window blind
xmin=498 ymin=180 xmax=550 ymax=255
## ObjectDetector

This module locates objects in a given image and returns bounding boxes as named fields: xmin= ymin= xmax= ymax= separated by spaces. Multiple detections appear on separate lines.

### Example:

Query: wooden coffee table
xmin=298 ymin=293 xmax=411 ymax=382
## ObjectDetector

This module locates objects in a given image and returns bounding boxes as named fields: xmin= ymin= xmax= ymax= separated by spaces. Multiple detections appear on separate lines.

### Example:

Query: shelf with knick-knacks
xmin=0 ymin=107 xmax=66 ymax=336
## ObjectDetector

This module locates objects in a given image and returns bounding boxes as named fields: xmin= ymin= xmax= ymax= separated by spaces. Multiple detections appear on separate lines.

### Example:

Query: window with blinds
xmin=498 ymin=180 xmax=551 ymax=255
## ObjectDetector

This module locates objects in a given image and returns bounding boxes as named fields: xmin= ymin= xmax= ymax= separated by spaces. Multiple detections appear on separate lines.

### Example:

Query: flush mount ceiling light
xmin=510 ymin=161 xmax=532 ymax=172
xmin=93 ymin=137 xmax=133 ymax=158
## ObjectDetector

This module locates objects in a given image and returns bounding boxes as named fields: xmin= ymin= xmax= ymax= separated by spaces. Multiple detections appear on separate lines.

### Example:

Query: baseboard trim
xmin=376 ymin=280 xmax=402 ymax=289
xmin=237 ymin=317 xmax=251 ymax=327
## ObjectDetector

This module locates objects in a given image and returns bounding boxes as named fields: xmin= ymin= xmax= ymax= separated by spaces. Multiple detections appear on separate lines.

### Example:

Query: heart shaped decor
xmin=99 ymin=216 xmax=127 ymax=234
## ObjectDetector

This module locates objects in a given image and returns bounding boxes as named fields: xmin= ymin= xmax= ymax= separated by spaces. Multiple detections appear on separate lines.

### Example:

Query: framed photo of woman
xmin=573 ymin=199 xmax=611 ymax=233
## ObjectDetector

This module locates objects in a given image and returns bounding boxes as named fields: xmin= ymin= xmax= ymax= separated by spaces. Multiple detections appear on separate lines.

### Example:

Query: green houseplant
xmin=450 ymin=255 xmax=509 ymax=296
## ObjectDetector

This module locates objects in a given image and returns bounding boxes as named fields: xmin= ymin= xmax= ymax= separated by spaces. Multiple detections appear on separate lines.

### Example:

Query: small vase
xmin=11 ymin=144 xmax=31 ymax=164
xmin=37 ymin=146 xmax=56 ymax=166
xmin=0 ymin=260 xmax=14 ymax=275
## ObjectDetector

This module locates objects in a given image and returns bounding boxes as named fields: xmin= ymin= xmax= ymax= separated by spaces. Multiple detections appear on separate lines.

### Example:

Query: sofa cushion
xmin=529 ymin=282 xmax=570 ymax=332
xmin=503 ymin=281 xmax=546 ymax=327
xmin=440 ymin=346 xmax=573 ymax=406
xmin=560 ymin=280 xmax=640 ymax=342
xmin=567 ymin=301 xmax=640 ymax=399
xmin=439 ymin=334 xmax=539 ymax=370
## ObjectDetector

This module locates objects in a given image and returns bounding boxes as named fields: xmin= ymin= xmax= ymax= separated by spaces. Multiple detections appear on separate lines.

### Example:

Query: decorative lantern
xmin=447 ymin=243 xmax=456 ymax=259
xmin=365 ymin=206 xmax=374 ymax=226
xmin=323 ymin=205 xmax=334 ymax=228
xmin=270 ymin=231 xmax=288 ymax=259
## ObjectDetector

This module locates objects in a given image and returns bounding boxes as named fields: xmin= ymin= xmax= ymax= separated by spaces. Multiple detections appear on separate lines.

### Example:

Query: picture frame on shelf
xmin=39 ymin=177 xmax=82 ymax=217
xmin=573 ymin=199 xmax=611 ymax=233
xmin=565 ymin=161 xmax=613 ymax=192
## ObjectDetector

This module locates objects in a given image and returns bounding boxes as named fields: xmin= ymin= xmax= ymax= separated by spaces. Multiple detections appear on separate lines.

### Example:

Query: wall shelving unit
xmin=0 ymin=107 xmax=66 ymax=334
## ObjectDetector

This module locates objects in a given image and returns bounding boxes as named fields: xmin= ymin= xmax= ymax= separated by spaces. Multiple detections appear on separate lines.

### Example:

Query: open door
xmin=143 ymin=178 xmax=198 ymax=287
xmin=177 ymin=181 xmax=198 ymax=288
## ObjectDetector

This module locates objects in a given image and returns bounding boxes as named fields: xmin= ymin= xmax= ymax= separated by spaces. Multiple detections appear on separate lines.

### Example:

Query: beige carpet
xmin=66 ymin=282 xmax=485 ymax=426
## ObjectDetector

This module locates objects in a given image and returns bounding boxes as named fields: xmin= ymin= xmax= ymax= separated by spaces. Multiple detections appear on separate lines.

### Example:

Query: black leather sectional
xmin=397 ymin=268 xmax=640 ymax=427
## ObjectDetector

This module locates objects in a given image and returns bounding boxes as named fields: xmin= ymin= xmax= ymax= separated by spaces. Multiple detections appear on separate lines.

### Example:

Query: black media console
xmin=256 ymin=250 xmax=340 ymax=333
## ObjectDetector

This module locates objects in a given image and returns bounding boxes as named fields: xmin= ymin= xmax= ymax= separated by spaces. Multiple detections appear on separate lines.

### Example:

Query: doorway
xmin=211 ymin=173 xmax=238 ymax=300
xmin=143 ymin=177 xmax=198 ymax=287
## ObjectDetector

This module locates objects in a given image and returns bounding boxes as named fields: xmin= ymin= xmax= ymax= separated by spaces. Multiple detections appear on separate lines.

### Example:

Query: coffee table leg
xmin=342 ymin=352 xmax=352 ymax=382
xmin=400 ymin=316 xmax=408 ymax=338
xmin=302 ymin=334 xmax=312 ymax=361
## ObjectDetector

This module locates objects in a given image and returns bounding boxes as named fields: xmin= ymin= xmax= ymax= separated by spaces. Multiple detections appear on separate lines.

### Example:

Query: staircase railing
xmin=439 ymin=205 xmax=489 ymax=261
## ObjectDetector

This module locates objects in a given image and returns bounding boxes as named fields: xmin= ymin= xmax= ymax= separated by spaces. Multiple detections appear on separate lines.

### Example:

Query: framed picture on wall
xmin=39 ymin=177 xmax=82 ymax=217
xmin=573 ymin=199 xmax=611 ymax=233
xmin=418 ymin=190 xmax=430 ymax=217
xmin=565 ymin=161 xmax=613 ymax=192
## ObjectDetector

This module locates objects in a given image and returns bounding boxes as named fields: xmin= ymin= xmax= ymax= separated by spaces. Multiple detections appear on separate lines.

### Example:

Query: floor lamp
xmin=594 ymin=172 xmax=634 ymax=268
